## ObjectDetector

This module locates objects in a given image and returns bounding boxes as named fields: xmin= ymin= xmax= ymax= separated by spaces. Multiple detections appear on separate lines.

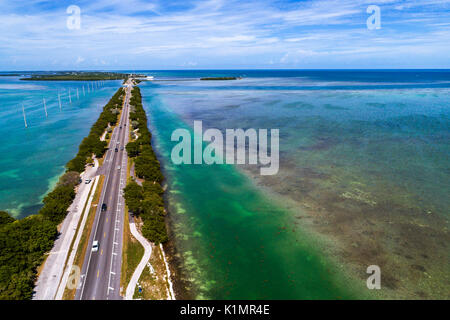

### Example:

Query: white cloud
xmin=0 ymin=0 xmax=449 ymax=69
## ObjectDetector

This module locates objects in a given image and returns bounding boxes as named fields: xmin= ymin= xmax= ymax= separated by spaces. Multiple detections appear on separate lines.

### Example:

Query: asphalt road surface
xmin=76 ymin=82 xmax=132 ymax=300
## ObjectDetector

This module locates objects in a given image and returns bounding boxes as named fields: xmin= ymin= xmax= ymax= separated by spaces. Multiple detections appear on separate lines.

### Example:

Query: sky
xmin=0 ymin=0 xmax=449 ymax=70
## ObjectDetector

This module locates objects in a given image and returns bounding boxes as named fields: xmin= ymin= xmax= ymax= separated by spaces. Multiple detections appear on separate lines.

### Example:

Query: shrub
xmin=57 ymin=171 xmax=80 ymax=187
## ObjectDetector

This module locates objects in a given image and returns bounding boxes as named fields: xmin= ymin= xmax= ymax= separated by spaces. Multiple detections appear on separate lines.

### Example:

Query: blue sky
xmin=0 ymin=0 xmax=449 ymax=70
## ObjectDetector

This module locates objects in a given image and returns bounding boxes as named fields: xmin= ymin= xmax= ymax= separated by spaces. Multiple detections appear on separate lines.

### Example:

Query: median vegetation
xmin=124 ymin=86 xmax=168 ymax=245
xmin=0 ymin=86 xmax=124 ymax=299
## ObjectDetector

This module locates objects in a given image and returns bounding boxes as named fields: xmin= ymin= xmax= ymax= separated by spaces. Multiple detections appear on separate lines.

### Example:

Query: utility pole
xmin=22 ymin=104 xmax=28 ymax=128
xmin=43 ymin=98 xmax=48 ymax=117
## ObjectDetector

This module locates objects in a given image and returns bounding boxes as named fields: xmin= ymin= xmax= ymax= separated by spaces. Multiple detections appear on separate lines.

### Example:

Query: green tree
xmin=126 ymin=141 xmax=140 ymax=157
xmin=0 ymin=211 xmax=15 ymax=226
xmin=123 ymin=182 xmax=144 ymax=214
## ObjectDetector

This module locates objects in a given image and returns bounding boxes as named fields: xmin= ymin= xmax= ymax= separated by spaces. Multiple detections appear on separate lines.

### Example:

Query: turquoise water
xmin=0 ymin=76 xmax=122 ymax=218
xmin=138 ymin=70 xmax=450 ymax=299
xmin=143 ymin=93 xmax=357 ymax=299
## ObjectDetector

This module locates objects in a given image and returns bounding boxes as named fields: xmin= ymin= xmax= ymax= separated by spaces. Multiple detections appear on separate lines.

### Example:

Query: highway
xmin=76 ymin=81 xmax=132 ymax=300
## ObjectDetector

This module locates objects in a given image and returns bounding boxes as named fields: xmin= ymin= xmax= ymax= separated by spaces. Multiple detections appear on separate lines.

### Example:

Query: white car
xmin=92 ymin=240 xmax=99 ymax=252
xmin=117 ymin=166 xmax=121 ymax=170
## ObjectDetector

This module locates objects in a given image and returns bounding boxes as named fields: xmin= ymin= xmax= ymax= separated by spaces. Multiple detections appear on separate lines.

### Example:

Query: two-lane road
xmin=76 ymin=82 xmax=132 ymax=300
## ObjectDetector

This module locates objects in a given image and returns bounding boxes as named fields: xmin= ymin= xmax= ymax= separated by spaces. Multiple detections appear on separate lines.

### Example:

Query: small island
xmin=200 ymin=77 xmax=239 ymax=81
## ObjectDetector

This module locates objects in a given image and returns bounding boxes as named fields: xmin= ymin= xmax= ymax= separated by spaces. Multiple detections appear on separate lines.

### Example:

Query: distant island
xmin=21 ymin=72 xmax=128 ymax=81
xmin=200 ymin=77 xmax=239 ymax=81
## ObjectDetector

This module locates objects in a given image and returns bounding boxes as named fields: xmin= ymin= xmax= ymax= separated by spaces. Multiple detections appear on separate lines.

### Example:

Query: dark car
xmin=115 ymin=148 xmax=118 ymax=152
xmin=101 ymin=203 xmax=107 ymax=212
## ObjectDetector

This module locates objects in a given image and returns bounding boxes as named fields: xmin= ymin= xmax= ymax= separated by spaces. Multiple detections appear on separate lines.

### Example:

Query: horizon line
xmin=2 ymin=68 xmax=450 ymax=72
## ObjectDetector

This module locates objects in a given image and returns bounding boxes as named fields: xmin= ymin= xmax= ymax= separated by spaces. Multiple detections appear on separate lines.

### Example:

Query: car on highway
xmin=120 ymin=147 xmax=124 ymax=151
xmin=92 ymin=240 xmax=99 ymax=252
xmin=101 ymin=203 xmax=107 ymax=212
xmin=117 ymin=166 xmax=121 ymax=170
xmin=85 ymin=179 xmax=92 ymax=184
xmin=115 ymin=148 xmax=118 ymax=152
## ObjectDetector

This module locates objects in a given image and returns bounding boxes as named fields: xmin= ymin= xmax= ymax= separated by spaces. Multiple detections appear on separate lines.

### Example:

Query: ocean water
xmin=138 ymin=70 xmax=450 ymax=299
xmin=0 ymin=76 xmax=122 ymax=218
xmin=1 ymin=70 xmax=448 ymax=299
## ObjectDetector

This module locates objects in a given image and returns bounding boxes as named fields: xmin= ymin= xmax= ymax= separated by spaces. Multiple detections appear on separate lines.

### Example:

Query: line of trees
xmin=124 ymin=86 xmax=168 ymax=244
xmin=0 ymin=87 xmax=124 ymax=299
xmin=66 ymin=88 xmax=125 ymax=172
